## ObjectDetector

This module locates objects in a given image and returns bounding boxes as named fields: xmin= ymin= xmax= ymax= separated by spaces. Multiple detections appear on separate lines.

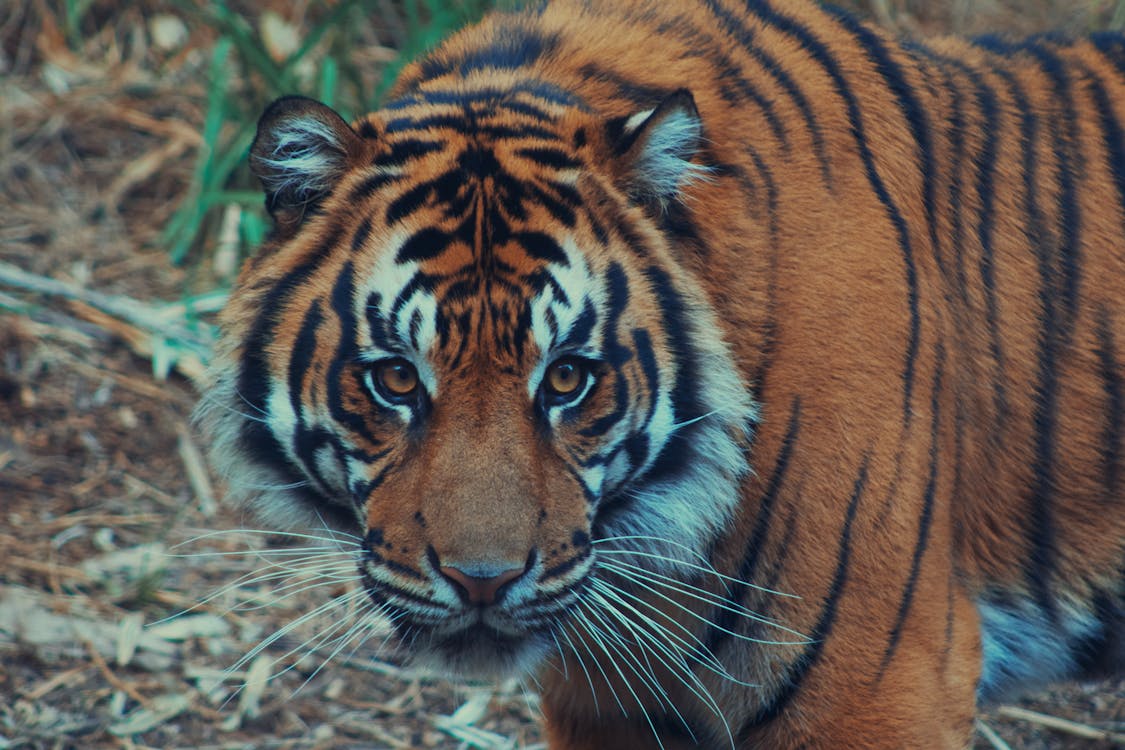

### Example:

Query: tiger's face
xmin=199 ymin=91 xmax=755 ymax=678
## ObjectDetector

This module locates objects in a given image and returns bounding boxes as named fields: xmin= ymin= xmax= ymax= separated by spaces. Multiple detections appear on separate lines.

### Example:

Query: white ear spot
xmin=622 ymin=90 xmax=709 ymax=205
xmin=256 ymin=117 xmax=345 ymax=200
xmin=250 ymin=96 xmax=361 ymax=225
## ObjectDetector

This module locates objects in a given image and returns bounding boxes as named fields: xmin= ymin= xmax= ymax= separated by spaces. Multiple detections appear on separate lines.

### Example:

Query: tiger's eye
xmin=377 ymin=360 xmax=419 ymax=398
xmin=546 ymin=359 xmax=585 ymax=396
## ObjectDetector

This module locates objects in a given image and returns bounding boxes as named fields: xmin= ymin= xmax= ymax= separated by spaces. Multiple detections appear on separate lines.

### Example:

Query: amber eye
xmin=543 ymin=358 xmax=589 ymax=402
xmin=373 ymin=358 xmax=419 ymax=401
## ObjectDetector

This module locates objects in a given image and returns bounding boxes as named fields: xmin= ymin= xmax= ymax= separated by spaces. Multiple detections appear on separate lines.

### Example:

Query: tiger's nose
xmin=437 ymin=558 xmax=531 ymax=606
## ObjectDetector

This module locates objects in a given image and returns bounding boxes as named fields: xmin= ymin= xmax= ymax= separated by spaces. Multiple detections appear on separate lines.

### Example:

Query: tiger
xmin=195 ymin=0 xmax=1125 ymax=746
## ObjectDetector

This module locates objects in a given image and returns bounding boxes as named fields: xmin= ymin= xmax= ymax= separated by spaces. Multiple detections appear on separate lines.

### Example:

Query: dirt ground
xmin=1 ymin=1 xmax=1122 ymax=749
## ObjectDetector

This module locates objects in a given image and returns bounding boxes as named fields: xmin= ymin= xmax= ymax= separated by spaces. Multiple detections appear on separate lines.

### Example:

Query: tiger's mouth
xmin=358 ymin=566 xmax=567 ymax=679
xmin=402 ymin=617 xmax=557 ymax=679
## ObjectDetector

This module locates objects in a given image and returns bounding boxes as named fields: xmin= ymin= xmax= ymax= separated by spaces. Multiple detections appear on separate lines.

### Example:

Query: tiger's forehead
xmin=343 ymin=107 xmax=604 ymax=373
xmin=352 ymin=214 xmax=604 ymax=379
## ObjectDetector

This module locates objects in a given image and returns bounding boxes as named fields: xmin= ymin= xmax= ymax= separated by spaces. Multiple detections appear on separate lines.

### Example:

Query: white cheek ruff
xmin=193 ymin=365 xmax=358 ymax=531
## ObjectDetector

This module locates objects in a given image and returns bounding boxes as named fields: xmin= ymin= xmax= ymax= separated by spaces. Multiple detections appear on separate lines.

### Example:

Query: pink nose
xmin=438 ymin=564 xmax=527 ymax=605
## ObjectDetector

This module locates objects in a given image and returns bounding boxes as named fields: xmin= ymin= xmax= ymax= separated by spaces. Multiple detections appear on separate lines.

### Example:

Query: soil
xmin=0 ymin=1 xmax=1121 ymax=748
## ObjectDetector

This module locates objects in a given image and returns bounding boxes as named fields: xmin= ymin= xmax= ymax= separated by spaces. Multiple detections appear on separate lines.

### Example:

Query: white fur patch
xmin=630 ymin=105 xmax=710 ymax=202
xmin=527 ymin=238 xmax=605 ymax=401
xmin=356 ymin=230 xmax=440 ymax=398
xmin=977 ymin=595 xmax=1100 ymax=701
xmin=257 ymin=116 xmax=347 ymax=203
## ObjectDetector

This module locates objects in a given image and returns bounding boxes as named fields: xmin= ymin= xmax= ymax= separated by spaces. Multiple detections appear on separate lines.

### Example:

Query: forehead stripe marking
xmin=365 ymin=293 xmax=398 ymax=352
xmin=516 ymin=231 xmax=570 ymax=265
xmin=557 ymin=297 xmax=598 ymax=351
xmin=395 ymin=227 xmax=452 ymax=264
xmin=373 ymin=138 xmax=445 ymax=168
xmin=348 ymin=171 xmax=398 ymax=203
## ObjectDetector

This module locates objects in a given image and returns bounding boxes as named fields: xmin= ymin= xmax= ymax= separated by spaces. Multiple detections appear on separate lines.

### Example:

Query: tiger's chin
xmin=407 ymin=624 xmax=554 ymax=681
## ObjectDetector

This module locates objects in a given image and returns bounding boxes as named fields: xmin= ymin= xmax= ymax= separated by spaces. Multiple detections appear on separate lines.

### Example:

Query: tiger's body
xmin=197 ymin=0 xmax=1125 ymax=746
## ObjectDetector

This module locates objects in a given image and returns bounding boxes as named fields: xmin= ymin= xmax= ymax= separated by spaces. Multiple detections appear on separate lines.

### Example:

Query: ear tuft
xmin=618 ymin=89 xmax=708 ymax=205
xmin=250 ymin=96 xmax=362 ymax=229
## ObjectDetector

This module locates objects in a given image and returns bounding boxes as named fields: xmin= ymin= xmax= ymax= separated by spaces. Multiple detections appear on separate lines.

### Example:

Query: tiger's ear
xmin=615 ymin=89 xmax=708 ymax=205
xmin=250 ymin=96 xmax=364 ymax=231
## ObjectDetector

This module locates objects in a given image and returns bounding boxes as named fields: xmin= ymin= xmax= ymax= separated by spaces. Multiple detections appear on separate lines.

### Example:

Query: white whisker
xmin=598 ymin=560 xmax=807 ymax=645
xmin=576 ymin=599 xmax=670 ymax=749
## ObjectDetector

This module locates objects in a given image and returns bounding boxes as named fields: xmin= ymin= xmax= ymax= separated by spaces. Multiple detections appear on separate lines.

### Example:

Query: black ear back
xmin=250 ymin=96 xmax=363 ymax=230
xmin=615 ymin=89 xmax=708 ymax=206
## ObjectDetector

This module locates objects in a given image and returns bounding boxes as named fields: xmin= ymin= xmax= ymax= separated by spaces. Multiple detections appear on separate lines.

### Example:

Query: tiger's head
xmin=197 ymin=84 xmax=756 ymax=678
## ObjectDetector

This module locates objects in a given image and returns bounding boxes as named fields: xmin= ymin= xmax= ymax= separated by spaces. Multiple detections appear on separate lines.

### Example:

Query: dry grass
xmin=0 ymin=1 xmax=1122 ymax=748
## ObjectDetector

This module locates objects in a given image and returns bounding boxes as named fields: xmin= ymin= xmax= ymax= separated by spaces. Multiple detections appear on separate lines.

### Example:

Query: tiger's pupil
xmin=379 ymin=361 xmax=418 ymax=396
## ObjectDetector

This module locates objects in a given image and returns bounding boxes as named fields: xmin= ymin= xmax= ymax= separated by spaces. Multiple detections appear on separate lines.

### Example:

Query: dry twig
xmin=996 ymin=705 xmax=1125 ymax=744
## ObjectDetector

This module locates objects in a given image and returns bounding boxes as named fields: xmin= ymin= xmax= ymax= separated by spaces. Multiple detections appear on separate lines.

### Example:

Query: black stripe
xmin=909 ymin=50 xmax=1010 ymax=431
xmin=286 ymin=300 xmax=339 ymax=498
xmin=739 ymin=455 xmax=868 ymax=735
xmin=750 ymin=0 xmax=920 ymax=424
xmin=384 ymin=112 xmax=560 ymax=142
xmin=288 ymin=299 xmax=322 ymax=421
xmin=365 ymin=293 xmax=396 ymax=352
xmin=578 ymin=62 xmax=673 ymax=107
xmin=991 ymin=64 xmax=1061 ymax=619
xmin=1091 ymin=31 xmax=1125 ymax=77
xmin=396 ymin=227 xmax=453 ymax=264
xmin=636 ymin=264 xmax=706 ymax=483
xmin=540 ymin=547 xmax=591 ymax=582
xmin=374 ymin=138 xmax=444 ymax=168
xmin=877 ymin=340 xmax=945 ymax=676
xmin=418 ymin=25 xmax=558 ymax=78
xmin=618 ymin=327 xmax=663 ymax=473
xmin=1096 ymin=308 xmax=1123 ymax=499
xmin=919 ymin=58 xmax=967 ymax=300
xmin=1086 ymin=69 xmax=1125 ymax=231
xmin=577 ymin=266 xmax=629 ymax=441
xmin=527 ymin=181 xmax=577 ymax=227
xmin=349 ymin=172 xmax=398 ymax=203
xmin=515 ymin=146 xmax=582 ymax=169
xmin=384 ymin=81 xmax=586 ymax=113
xmin=558 ymin=297 xmax=598 ymax=352
xmin=351 ymin=217 xmax=372 ymax=253
xmin=326 ymin=262 xmax=383 ymax=444
xmin=824 ymin=6 xmax=940 ymax=266
xmin=1023 ymin=41 xmax=1083 ymax=326
xmin=705 ymin=398 xmax=801 ymax=653
xmin=962 ymin=62 xmax=1008 ymax=428
xmin=702 ymin=0 xmax=832 ymax=185
xmin=237 ymin=227 xmax=343 ymax=499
